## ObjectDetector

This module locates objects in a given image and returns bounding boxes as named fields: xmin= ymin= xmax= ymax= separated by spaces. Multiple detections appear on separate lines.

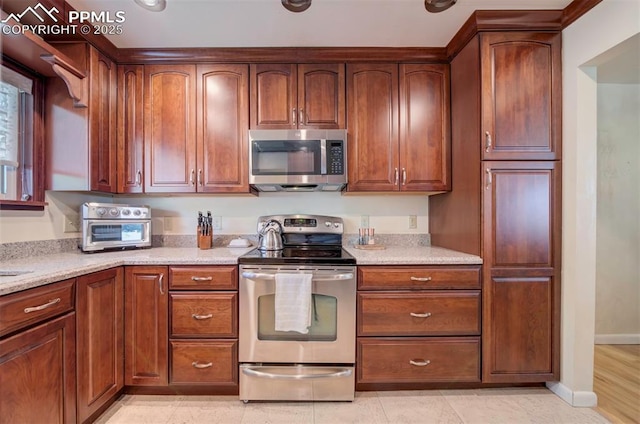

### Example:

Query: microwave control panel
xmin=328 ymin=141 xmax=344 ymax=175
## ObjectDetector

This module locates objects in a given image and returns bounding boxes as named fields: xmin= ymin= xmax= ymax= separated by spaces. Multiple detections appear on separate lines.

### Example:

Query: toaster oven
xmin=80 ymin=203 xmax=151 ymax=252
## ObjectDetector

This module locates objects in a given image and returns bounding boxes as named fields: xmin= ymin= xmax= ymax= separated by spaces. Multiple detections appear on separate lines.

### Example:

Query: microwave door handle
xmin=320 ymin=139 xmax=327 ymax=175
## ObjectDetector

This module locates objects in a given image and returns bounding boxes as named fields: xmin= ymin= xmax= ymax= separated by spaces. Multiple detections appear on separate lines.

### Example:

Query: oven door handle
xmin=241 ymin=366 xmax=353 ymax=380
xmin=241 ymin=272 xmax=354 ymax=281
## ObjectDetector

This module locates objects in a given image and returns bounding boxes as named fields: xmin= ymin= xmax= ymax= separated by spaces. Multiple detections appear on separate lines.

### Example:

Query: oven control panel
xmin=258 ymin=214 xmax=343 ymax=235
xmin=82 ymin=202 xmax=151 ymax=220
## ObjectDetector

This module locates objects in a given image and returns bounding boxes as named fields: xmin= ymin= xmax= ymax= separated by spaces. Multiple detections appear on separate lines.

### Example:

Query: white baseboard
xmin=594 ymin=333 xmax=640 ymax=344
xmin=546 ymin=382 xmax=598 ymax=407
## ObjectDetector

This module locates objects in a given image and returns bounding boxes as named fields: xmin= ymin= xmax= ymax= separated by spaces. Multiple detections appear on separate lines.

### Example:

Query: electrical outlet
xmin=360 ymin=215 xmax=369 ymax=228
xmin=409 ymin=215 xmax=417 ymax=229
xmin=212 ymin=216 xmax=222 ymax=230
xmin=63 ymin=213 xmax=80 ymax=233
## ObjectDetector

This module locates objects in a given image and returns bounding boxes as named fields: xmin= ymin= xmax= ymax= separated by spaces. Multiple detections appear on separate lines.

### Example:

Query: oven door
xmin=81 ymin=219 xmax=151 ymax=252
xmin=239 ymin=265 xmax=356 ymax=364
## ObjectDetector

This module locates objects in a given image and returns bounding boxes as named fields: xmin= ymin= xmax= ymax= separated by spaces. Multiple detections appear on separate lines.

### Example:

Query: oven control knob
xmin=108 ymin=208 xmax=120 ymax=217
xmin=133 ymin=209 xmax=142 ymax=216
xmin=96 ymin=207 xmax=106 ymax=216
xmin=325 ymin=221 xmax=331 ymax=227
xmin=333 ymin=222 xmax=340 ymax=228
xmin=121 ymin=209 xmax=131 ymax=216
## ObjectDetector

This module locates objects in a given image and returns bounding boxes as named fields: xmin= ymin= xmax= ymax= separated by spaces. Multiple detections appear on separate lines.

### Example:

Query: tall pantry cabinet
xmin=429 ymin=32 xmax=561 ymax=383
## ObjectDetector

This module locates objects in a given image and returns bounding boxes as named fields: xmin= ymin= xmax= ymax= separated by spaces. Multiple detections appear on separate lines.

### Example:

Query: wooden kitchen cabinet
xmin=346 ymin=63 xmax=450 ymax=192
xmin=0 ymin=279 xmax=77 ymax=424
xmin=482 ymin=161 xmax=561 ymax=382
xmin=480 ymin=32 xmax=561 ymax=160
xmin=429 ymin=31 xmax=562 ymax=384
xmin=117 ymin=64 xmax=144 ymax=193
xmin=46 ymin=42 xmax=117 ymax=192
xmin=144 ymin=64 xmax=197 ymax=193
xmin=168 ymin=266 xmax=239 ymax=392
xmin=124 ymin=266 xmax=169 ymax=387
xmin=197 ymin=64 xmax=250 ymax=192
xmin=144 ymin=64 xmax=251 ymax=193
xmin=76 ymin=267 xmax=124 ymax=423
xmin=356 ymin=265 xmax=481 ymax=389
xmin=250 ymin=63 xmax=345 ymax=129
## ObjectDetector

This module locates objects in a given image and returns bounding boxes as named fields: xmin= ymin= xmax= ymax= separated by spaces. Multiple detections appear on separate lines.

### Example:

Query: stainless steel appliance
xmin=238 ymin=214 xmax=356 ymax=401
xmin=249 ymin=129 xmax=347 ymax=192
xmin=80 ymin=202 xmax=151 ymax=252
xmin=257 ymin=219 xmax=284 ymax=251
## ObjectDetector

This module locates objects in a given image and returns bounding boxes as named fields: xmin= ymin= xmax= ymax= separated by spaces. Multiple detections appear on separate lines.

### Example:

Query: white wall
xmin=0 ymin=191 xmax=429 ymax=243
xmin=595 ymin=83 xmax=640 ymax=343
xmin=558 ymin=0 xmax=640 ymax=407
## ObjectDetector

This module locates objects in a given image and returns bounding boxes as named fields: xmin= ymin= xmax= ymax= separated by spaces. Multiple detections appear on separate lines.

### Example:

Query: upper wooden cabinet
xmin=197 ymin=64 xmax=250 ymax=193
xmin=250 ymin=63 xmax=345 ymax=129
xmin=480 ymin=33 xmax=561 ymax=160
xmin=46 ymin=43 xmax=117 ymax=192
xmin=117 ymin=65 xmax=144 ymax=193
xmin=144 ymin=64 xmax=250 ymax=193
xmin=347 ymin=63 xmax=450 ymax=192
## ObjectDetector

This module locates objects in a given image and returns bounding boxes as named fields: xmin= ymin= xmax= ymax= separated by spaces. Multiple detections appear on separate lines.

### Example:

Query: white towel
xmin=274 ymin=273 xmax=313 ymax=334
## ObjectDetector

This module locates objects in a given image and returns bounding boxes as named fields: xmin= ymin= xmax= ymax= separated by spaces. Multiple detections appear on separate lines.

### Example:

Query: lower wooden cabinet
xmin=124 ymin=266 xmax=169 ymax=387
xmin=170 ymin=340 xmax=238 ymax=385
xmin=168 ymin=266 xmax=239 ymax=392
xmin=356 ymin=265 xmax=481 ymax=389
xmin=0 ymin=312 xmax=77 ymax=424
xmin=357 ymin=337 xmax=480 ymax=384
xmin=76 ymin=268 xmax=124 ymax=423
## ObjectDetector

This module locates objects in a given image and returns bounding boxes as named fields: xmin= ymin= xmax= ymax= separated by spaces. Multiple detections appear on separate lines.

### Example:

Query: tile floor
xmin=94 ymin=388 xmax=611 ymax=424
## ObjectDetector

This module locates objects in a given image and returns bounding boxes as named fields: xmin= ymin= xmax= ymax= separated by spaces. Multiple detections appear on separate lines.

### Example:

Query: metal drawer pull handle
xmin=409 ymin=359 xmax=431 ymax=367
xmin=191 ymin=276 xmax=213 ymax=281
xmin=192 ymin=361 xmax=213 ymax=369
xmin=410 ymin=312 xmax=432 ymax=318
xmin=241 ymin=272 xmax=353 ymax=281
xmin=158 ymin=273 xmax=165 ymax=295
xmin=192 ymin=313 xmax=213 ymax=320
xmin=410 ymin=276 xmax=432 ymax=282
xmin=485 ymin=131 xmax=492 ymax=152
xmin=24 ymin=298 xmax=61 ymax=313
xmin=242 ymin=367 xmax=352 ymax=380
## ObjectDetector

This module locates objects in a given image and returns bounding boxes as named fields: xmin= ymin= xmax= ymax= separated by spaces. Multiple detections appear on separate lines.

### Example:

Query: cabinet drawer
xmin=170 ymin=340 xmax=238 ymax=385
xmin=169 ymin=266 xmax=237 ymax=290
xmin=358 ymin=291 xmax=480 ymax=336
xmin=0 ymin=279 xmax=75 ymax=337
xmin=358 ymin=266 xmax=480 ymax=290
xmin=170 ymin=293 xmax=237 ymax=338
xmin=357 ymin=337 xmax=480 ymax=383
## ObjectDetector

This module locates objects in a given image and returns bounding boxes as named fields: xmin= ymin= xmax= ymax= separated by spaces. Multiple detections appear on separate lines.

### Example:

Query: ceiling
xmin=64 ymin=0 xmax=574 ymax=49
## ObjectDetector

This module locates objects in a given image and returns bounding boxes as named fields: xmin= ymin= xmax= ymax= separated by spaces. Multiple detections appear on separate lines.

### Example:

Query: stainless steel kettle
xmin=258 ymin=219 xmax=283 ymax=251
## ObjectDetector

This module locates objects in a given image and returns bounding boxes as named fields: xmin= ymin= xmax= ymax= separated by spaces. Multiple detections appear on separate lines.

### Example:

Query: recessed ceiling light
xmin=134 ymin=0 xmax=166 ymax=12
xmin=282 ymin=0 xmax=312 ymax=13
xmin=424 ymin=0 xmax=456 ymax=13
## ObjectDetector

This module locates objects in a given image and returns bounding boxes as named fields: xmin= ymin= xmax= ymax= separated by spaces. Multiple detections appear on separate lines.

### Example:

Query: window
xmin=0 ymin=61 xmax=45 ymax=209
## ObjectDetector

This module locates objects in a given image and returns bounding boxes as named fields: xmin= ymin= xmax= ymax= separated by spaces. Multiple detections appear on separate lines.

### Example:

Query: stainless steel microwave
xmin=248 ymin=129 xmax=347 ymax=192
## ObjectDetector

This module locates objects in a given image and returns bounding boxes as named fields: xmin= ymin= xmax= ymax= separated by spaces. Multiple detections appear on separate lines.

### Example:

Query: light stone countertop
xmin=0 ymin=244 xmax=482 ymax=296
xmin=344 ymin=244 xmax=482 ymax=265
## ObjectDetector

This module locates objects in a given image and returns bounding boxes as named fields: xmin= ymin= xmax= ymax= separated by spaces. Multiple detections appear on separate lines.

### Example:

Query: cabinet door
xmin=482 ymin=161 xmax=560 ymax=383
xmin=0 ymin=313 xmax=76 ymax=424
xmin=124 ymin=266 xmax=169 ymax=386
xmin=89 ymin=47 xmax=117 ymax=193
xmin=76 ymin=268 xmax=123 ymax=423
xmin=197 ymin=64 xmax=250 ymax=193
xmin=298 ymin=64 xmax=345 ymax=129
xmin=117 ymin=65 xmax=144 ymax=193
xmin=481 ymin=33 xmax=561 ymax=160
xmin=346 ymin=63 xmax=399 ymax=191
xmin=144 ymin=65 xmax=197 ymax=192
xmin=399 ymin=64 xmax=450 ymax=191
xmin=250 ymin=64 xmax=296 ymax=129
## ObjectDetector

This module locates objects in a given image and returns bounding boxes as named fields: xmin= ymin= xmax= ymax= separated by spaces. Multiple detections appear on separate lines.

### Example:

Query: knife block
xmin=197 ymin=228 xmax=212 ymax=250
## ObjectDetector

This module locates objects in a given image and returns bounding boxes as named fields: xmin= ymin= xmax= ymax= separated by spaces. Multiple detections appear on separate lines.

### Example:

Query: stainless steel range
xmin=238 ymin=214 xmax=356 ymax=402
